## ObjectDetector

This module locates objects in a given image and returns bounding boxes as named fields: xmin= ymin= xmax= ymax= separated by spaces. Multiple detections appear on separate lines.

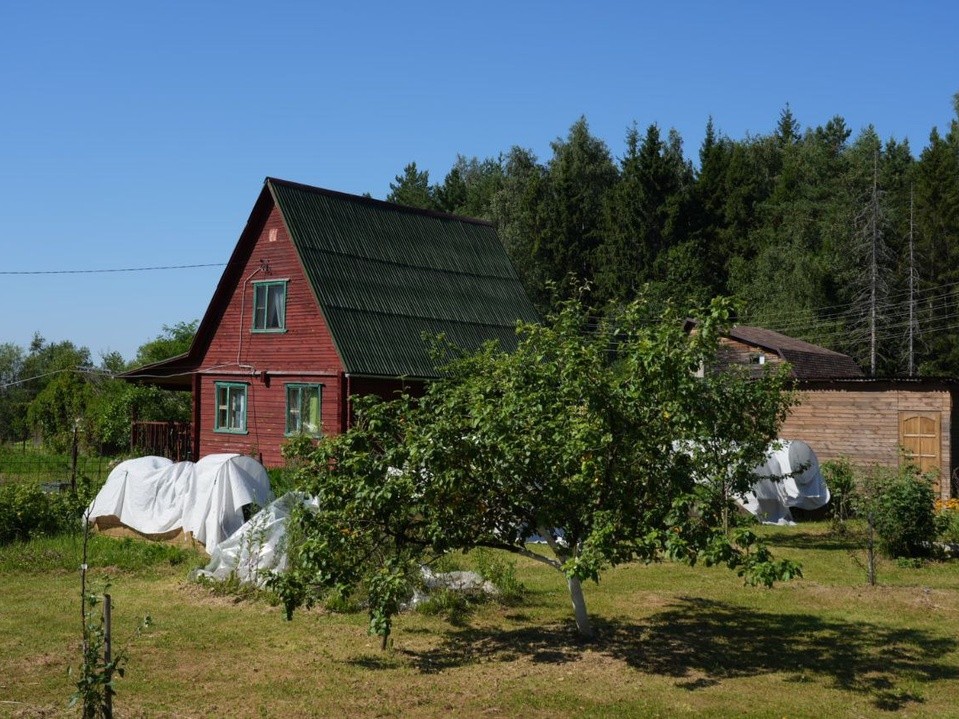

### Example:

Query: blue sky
xmin=1 ymin=0 xmax=957 ymax=362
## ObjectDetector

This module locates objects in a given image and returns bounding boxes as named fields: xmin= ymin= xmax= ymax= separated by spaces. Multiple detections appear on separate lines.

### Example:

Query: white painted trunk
xmin=567 ymin=576 xmax=593 ymax=638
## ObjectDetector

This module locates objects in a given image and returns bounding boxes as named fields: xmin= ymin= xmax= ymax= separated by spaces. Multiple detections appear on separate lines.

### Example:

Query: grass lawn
xmin=3 ymin=523 xmax=959 ymax=718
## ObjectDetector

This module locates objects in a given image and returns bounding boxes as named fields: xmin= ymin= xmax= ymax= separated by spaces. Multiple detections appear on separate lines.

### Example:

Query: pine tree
xmin=914 ymin=125 xmax=959 ymax=374
xmin=537 ymin=117 xmax=618 ymax=298
xmin=386 ymin=162 xmax=436 ymax=210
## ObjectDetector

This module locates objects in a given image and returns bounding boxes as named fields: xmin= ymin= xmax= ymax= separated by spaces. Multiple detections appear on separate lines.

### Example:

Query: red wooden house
xmin=124 ymin=178 xmax=538 ymax=466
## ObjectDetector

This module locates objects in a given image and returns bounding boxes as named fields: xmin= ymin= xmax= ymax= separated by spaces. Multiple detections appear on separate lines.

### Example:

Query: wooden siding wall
xmin=781 ymin=388 xmax=954 ymax=500
xmin=716 ymin=338 xmax=785 ymax=372
xmin=196 ymin=204 xmax=345 ymax=466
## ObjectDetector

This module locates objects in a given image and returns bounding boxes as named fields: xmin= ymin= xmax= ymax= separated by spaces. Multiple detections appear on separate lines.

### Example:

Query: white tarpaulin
xmin=87 ymin=454 xmax=273 ymax=553
xmin=193 ymin=492 xmax=315 ymax=586
xmin=739 ymin=440 xmax=831 ymax=525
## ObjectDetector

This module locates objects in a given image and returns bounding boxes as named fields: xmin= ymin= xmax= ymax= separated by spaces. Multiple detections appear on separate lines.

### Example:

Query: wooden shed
xmin=783 ymin=378 xmax=958 ymax=501
xmin=715 ymin=324 xmax=958 ymax=499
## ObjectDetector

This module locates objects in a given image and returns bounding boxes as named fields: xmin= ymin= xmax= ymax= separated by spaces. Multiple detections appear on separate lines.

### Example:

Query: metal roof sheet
xmin=268 ymin=179 xmax=538 ymax=378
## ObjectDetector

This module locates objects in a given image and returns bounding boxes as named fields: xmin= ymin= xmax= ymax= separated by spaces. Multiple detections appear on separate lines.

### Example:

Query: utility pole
xmin=869 ymin=151 xmax=879 ymax=376
xmin=908 ymin=185 xmax=916 ymax=376
xmin=70 ymin=418 xmax=80 ymax=493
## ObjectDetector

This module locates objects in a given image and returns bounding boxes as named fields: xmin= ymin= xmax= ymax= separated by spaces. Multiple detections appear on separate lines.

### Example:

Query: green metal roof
xmin=268 ymin=179 xmax=539 ymax=378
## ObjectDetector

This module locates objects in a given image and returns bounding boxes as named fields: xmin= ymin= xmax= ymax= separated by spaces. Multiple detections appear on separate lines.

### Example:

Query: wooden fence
xmin=131 ymin=421 xmax=193 ymax=462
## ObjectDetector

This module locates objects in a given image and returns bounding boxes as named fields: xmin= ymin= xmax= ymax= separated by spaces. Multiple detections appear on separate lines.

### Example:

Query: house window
xmin=215 ymin=382 xmax=248 ymax=433
xmin=252 ymin=280 xmax=287 ymax=332
xmin=286 ymin=384 xmax=322 ymax=436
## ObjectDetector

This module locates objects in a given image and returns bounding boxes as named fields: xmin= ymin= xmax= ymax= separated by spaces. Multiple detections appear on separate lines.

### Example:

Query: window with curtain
xmin=252 ymin=280 xmax=288 ymax=331
xmin=215 ymin=382 xmax=248 ymax=433
xmin=285 ymin=384 xmax=322 ymax=436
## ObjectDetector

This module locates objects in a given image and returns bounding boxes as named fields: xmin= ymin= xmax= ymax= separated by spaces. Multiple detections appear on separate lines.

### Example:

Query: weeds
xmin=473 ymin=548 xmax=525 ymax=603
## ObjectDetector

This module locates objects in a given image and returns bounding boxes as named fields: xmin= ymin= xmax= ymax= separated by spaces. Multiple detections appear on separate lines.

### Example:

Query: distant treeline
xmin=385 ymin=97 xmax=959 ymax=377
xmin=0 ymin=323 xmax=195 ymax=449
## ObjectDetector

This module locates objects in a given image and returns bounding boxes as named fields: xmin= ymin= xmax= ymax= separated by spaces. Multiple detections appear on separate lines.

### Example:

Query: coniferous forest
xmin=386 ymin=97 xmax=959 ymax=379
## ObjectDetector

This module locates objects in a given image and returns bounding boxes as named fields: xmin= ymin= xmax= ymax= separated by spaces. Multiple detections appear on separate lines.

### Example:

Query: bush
xmin=935 ymin=499 xmax=959 ymax=545
xmin=0 ymin=482 xmax=84 ymax=543
xmin=473 ymin=548 xmax=525 ymax=603
xmin=414 ymin=588 xmax=473 ymax=625
xmin=858 ymin=465 xmax=937 ymax=558
xmin=821 ymin=458 xmax=857 ymax=522
xmin=266 ymin=467 xmax=297 ymax=497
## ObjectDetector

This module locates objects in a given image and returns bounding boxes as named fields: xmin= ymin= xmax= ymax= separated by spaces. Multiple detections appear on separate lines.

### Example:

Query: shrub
xmin=857 ymin=465 xmax=937 ymax=558
xmin=821 ymin=458 xmax=857 ymax=522
xmin=935 ymin=498 xmax=959 ymax=545
xmin=414 ymin=588 xmax=473 ymax=625
xmin=473 ymin=548 xmax=525 ymax=604
xmin=0 ymin=482 xmax=85 ymax=543
xmin=266 ymin=467 xmax=297 ymax=497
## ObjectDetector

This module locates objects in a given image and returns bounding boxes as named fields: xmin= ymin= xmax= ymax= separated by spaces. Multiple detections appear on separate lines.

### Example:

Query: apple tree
xmin=274 ymin=296 xmax=799 ymax=643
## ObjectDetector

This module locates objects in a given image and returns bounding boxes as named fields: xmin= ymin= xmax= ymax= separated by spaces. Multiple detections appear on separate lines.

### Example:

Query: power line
xmin=0 ymin=263 xmax=224 ymax=276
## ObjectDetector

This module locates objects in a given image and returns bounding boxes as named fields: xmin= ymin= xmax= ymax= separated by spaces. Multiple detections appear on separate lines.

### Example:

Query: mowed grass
xmin=3 ymin=523 xmax=959 ymax=719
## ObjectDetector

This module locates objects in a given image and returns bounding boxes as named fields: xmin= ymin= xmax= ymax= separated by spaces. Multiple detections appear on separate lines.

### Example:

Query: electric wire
xmin=0 ymin=263 xmax=224 ymax=276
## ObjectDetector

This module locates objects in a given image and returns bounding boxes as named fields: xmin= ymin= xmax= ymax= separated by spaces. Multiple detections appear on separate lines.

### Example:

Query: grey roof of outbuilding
xmin=269 ymin=179 xmax=539 ymax=378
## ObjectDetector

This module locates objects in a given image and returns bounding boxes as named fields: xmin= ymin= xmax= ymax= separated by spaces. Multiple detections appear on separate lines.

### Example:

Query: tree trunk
xmin=567 ymin=576 xmax=593 ymax=638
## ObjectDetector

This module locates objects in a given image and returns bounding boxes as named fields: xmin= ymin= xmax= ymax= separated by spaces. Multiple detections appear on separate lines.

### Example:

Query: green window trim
xmin=214 ymin=382 xmax=249 ymax=434
xmin=252 ymin=280 xmax=288 ymax=333
xmin=285 ymin=383 xmax=323 ymax=437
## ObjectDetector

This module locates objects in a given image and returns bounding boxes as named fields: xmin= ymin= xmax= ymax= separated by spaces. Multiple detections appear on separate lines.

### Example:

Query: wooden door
xmin=899 ymin=412 xmax=941 ymax=477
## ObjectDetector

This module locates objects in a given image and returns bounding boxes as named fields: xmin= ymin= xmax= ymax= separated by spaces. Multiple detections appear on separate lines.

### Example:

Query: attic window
xmin=750 ymin=353 xmax=766 ymax=365
xmin=252 ymin=280 xmax=287 ymax=332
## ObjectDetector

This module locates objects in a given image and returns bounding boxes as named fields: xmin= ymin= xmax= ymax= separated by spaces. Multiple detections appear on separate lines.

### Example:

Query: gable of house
xmin=270 ymin=179 xmax=539 ymax=378
xmin=123 ymin=178 xmax=538 ymax=465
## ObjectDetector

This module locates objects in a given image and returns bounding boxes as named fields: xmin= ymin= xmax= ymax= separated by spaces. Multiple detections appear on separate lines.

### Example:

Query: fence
xmin=0 ymin=442 xmax=111 ymax=488
xmin=131 ymin=421 xmax=192 ymax=462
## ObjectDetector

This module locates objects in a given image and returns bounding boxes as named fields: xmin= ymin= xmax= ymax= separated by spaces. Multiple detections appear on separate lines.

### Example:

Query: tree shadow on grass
xmin=760 ymin=529 xmax=861 ymax=552
xmin=400 ymin=596 xmax=958 ymax=711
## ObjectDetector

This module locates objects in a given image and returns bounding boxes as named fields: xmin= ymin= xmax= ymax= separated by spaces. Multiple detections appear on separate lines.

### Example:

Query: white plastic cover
xmin=193 ymin=492 xmax=314 ymax=586
xmin=739 ymin=440 xmax=831 ymax=524
xmin=87 ymin=454 xmax=273 ymax=553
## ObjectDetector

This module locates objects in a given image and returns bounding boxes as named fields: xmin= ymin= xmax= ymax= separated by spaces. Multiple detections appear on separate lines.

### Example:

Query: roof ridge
xmin=265 ymin=177 xmax=495 ymax=228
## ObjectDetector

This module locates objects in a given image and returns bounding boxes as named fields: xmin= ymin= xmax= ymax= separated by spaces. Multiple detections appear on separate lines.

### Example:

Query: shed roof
xmin=727 ymin=325 xmax=864 ymax=379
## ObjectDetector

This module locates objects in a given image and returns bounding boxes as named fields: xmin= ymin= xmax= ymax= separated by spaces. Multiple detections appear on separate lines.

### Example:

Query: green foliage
xmin=472 ymin=548 xmax=525 ymax=603
xmin=70 ymin=583 xmax=153 ymax=718
xmin=0 ymin=533 xmax=195 ymax=574
xmin=370 ymin=102 xmax=959 ymax=377
xmin=71 ymin=519 xmax=155 ymax=719
xmin=821 ymin=458 xmax=858 ymax=523
xmin=280 ymin=294 xmax=797 ymax=641
xmin=133 ymin=320 xmax=198 ymax=367
xmin=414 ymin=588 xmax=473 ymax=625
xmin=935 ymin=499 xmax=959 ymax=544
xmin=266 ymin=466 xmax=298 ymax=497
xmin=857 ymin=464 xmax=938 ymax=558
xmin=0 ymin=482 xmax=85 ymax=543
xmin=0 ymin=323 xmax=196 ymax=452
xmin=386 ymin=161 xmax=436 ymax=210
